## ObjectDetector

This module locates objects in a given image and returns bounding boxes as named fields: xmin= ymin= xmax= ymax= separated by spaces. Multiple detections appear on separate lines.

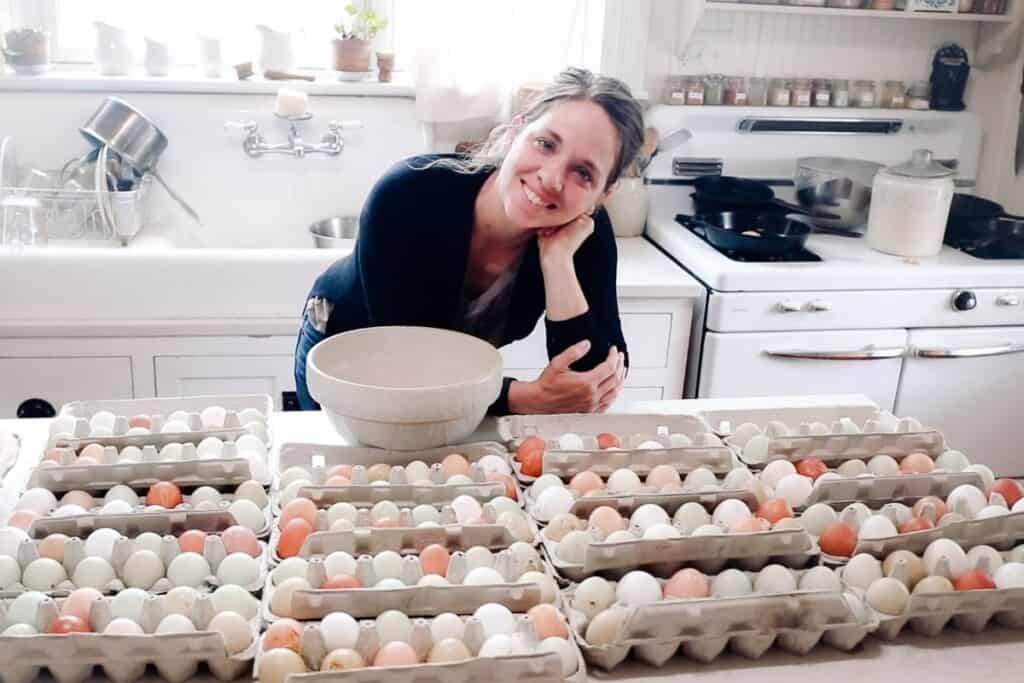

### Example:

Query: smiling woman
xmin=293 ymin=67 xmax=644 ymax=416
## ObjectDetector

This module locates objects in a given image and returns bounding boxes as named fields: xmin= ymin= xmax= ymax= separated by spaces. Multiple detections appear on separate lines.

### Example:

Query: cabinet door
xmin=154 ymin=355 xmax=295 ymax=410
xmin=0 ymin=357 xmax=133 ymax=418
xmin=699 ymin=330 xmax=908 ymax=411
xmin=897 ymin=327 xmax=1024 ymax=476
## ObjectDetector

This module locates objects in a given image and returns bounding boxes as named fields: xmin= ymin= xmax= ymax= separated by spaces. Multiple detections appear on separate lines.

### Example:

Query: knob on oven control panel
xmin=952 ymin=290 xmax=977 ymax=312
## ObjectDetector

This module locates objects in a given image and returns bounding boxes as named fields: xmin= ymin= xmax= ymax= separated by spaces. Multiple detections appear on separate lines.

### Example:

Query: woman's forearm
xmin=541 ymin=256 xmax=588 ymax=321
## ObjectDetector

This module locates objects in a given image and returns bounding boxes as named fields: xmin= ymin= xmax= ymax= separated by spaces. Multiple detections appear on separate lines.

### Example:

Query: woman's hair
xmin=426 ymin=67 xmax=644 ymax=190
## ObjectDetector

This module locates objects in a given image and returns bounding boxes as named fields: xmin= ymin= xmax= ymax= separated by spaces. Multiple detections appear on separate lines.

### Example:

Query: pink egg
xmin=222 ymin=525 xmax=261 ymax=557
xmin=373 ymin=518 xmax=401 ymax=528
xmin=646 ymin=465 xmax=681 ymax=489
xmin=373 ymin=641 xmax=420 ymax=667
xmin=588 ymin=506 xmax=626 ymax=535
xmin=420 ymin=544 xmax=451 ymax=576
xmin=326 ymin=464 xmax=354 ymax=480
xmin=8 ymin=509 xmax=39 ymax=530
xmin=80 ymin=443 xmax=105 ymax=460
xmin=899 ymin=452 xmax=935 ymax=474
xmin=441 ymin=454 xmax=470 ymax=478
xmin=279 ymin=498 xmax=318 ymax=530
xmin=263 ymin=618 xmax=303 ymax=652
xmin=730 ymin=517 xmax=770 ymax=533
xmin=61 ymin=587 xmax=103 ymax=622
xmin=325 ymin=475 xmax=352 ymax=487
xmin=128 ymin=415 xmax=152 ymax=430
xmin=367 ymin=463 xmax=392 ymax=483
xmin=178 ymin=529 xmax=207 ymax=553
xmin=75 ymin=456 xmax=100 ymax=467
xmin=527 ymin=604 xmax=569 ymax=639
xmin=43 ymin=448 xmax=66 ymax=463
xmin=664 ymin=568 xmax=710 ymax=599
xmin=569 ymin=472 xmax=605 ymax=496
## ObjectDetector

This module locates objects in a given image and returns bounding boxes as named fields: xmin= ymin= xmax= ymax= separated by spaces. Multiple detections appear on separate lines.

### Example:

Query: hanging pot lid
xmin=887 ymin=149 xmax=956 ymax=179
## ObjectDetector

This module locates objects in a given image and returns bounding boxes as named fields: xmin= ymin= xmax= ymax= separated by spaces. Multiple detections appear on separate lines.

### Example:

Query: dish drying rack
xmin=0 ymin=174 xmax=153 ymax=244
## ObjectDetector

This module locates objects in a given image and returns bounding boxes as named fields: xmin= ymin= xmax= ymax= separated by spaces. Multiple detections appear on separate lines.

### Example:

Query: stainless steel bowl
xmin=795 ymin=157 xmax=883 ymax=229
xmin=310 ymin=216 xmax=358 ymax=248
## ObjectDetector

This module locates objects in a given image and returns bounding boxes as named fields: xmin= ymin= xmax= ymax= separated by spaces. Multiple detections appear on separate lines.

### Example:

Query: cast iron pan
xmin=946 ymin=193 xmax=1024 ymax=247
xmin=679 ymin=211 xmax=811 ymax=257
xmin=692 ymin=175 xmax=833 ymax=218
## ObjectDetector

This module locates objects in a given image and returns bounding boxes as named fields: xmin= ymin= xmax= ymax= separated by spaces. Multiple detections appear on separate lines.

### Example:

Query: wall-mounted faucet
xmin=225 ymin=114 xmax=363 ymax=158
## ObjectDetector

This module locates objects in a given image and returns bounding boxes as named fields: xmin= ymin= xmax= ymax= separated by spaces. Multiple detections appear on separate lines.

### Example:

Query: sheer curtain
xmin=402 ymin=0 xmax=603 ymax=123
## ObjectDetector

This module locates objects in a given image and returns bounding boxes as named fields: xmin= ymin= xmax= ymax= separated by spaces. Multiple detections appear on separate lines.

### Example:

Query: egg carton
xmin=271 ymin=523 xmax=536 ymax=565
xmin=0 ymin=431 xmax=18 ymax=479
xmin=567 ymin=586 xmax=876 ymax=670
xmin=497 ymin=413 xmax=712 ymax=443
xmin=275 ymin=442 xmax=514 ymax=509
xmin=49 ymin=393 xmax=272 ymax=451
xmin=0 ymin=591 xmax=257 ymax=683
xmin=541 ymin=528 xmax=817 ymax=582
xmin=31 ymin=442 xmax=270 ymax=492
xmin=525 ymin=485 xmax=758 ymax=522
xmin=262 ymin=548 xmax=556 ymax=620
xmin=826 ymin=509 xmax=1024 ymax=561
xmin=254 ymin=612 xmax=586 ymax=683
xmin=0 ymin=531 xmax=268 ymax=597
xmin=803 ymin=471 xmax=984 ymax=509
xmin=727 ymin=415 xmax=945 ymax=466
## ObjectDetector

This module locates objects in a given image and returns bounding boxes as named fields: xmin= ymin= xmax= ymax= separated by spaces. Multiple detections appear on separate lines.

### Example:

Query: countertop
xmin=0 ymin=238 xmax=702 ymax=338
xmin=1 ymin=395 xmax=1022 ymax=681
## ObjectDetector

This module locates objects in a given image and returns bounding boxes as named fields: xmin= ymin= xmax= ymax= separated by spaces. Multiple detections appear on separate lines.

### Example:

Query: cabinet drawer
xmin=501 ymin=313 xmax=672 ymax=369
xmin=155 ymin=355 xmax=294 ymax=410
xmin=0 ymin=356 xmax=133 ymax=418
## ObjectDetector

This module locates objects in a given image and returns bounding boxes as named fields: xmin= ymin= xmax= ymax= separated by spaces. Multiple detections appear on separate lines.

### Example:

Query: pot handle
xmin=151 ymin=170 xmax=201 ymax=225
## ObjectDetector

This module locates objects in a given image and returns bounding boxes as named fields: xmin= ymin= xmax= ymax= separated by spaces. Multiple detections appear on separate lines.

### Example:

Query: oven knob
xmin=996 ymin=295 xmax=1021 ymax=307
xmin=776 ymin=301 xmax=802 ymax=313
xmin=952 ymin=290 xmax=977 ymax=311
xmin=807 ymin=300 xmax=832 ymax=312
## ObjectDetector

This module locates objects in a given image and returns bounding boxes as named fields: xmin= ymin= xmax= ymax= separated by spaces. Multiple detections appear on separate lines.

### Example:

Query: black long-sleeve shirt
xmin=300 ymin=154 xmax=628 ymax=414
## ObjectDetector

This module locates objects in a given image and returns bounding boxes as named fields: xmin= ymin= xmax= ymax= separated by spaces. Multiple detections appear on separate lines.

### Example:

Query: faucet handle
xmin=327 ymin=119 xmax=363 ymax=133
xmin=224 ymin=120 xmax=258 ymax=137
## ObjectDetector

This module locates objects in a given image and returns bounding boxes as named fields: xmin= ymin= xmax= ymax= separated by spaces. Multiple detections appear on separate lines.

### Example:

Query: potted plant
xmin=332 ymin=3 xmax=388 ymax=73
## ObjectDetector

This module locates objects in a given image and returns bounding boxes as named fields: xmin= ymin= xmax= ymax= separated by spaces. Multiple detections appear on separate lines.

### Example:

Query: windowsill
xmin=0 ymin=67 xmax=415 ymax=97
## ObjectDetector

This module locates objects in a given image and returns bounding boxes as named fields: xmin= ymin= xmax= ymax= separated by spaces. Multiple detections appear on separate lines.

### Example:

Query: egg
xmin=760 ymin=460 xmax=797 ymax=489
xmin=323 ymin=574 xmax=362 ymax=589
xmin=123 ymin=550 xmax=165 ymax=590
xmin=572 ymin=576 xmax=615 ymax=619
xmin=464 ymin=567 xmax=505 ymax=586
xmin=664 ymin=568 xmax=710 ymax=599
xmin=163 ymin=586 xmax=199 ymax=616
xmin=629 ymin=504 xmax=671 ymax=535
xmin=427 ymin=638 xmax=471 ymax=664
xmin=88 ymin=410 xmax=116 ymax=431
xmin=372 ymin=551 xmax=404 ymax=581
xmin=568 ymin=471 xmax=604 ymax=496
xmin=430 ymin=613 xmax=466 ymax=642
xmin=9 ymin=591 xmax=49 ymax=626
xmin=217 ymin=552 xmax=260 ymax=587
xmin=161 ymin=420 xmax=191 ymax=434
xmin=322 ymin=648 xmax=367 ymax=670
xmin=858 ymin=515 xmax=898 ymax=540
xmin=585 ymin=608 xmax=628 ymax=646
xmin=478 ymin=634 xmax=516 ymax=658
xmin=912 ymin=575 xmax=955 ymax=594
xmin=277 ymin=519 xmax=313 ymax=559
xmin=556 ymin=531 xmax=592 ymax=564
xmin=167 ymin=552 xmax=211 ymax=587
xmin=23 ymin=558 xmax=68 ymax=591
xmin=206 ymin=607 xmax=253 ymax=655
xmin=155 ymin=613 xmax=196 ymax=634
xmin=596 ymin=432 xmax=620 ymax=449
xmin=110 ymin=588 xmax=149 ymax=623
xmin=616 ymin=570 xmax=661 ymax=606
xmin=263 ymin=618 xmax=304 ymax=652
xmin=47 ymin=615 xmax=91 ymax=634
xmin=60 ymin=587 xmax=102 ymax=621
xmin=994 ymin=562 xmax=1024 ymax=589
xmin=643 ymin=523 xmax=682 ymax=540
xmin=882 ymin=550 xmax=927 ymax=588
xmin=451 ymin=495 xmax=483 ymax=524
xmin=799 ymin=566 xmax=842 ymax=591
xmin=755 ymin=498 xmax=794 ymax=525
xmin=605 ymin=530 xmax=636 ymax=543
xmin=755 ymin=564 xmax=797 ymax=593
xmin=819 ymin=522 xmax=857 ymax=557
xmin=269 ymin=577 xmax=311 ymax=618
xmin=692 ymin=524 xmax=725 ymax=537
xmin=496 ymin=511 xmax=534 ymax=543
xmin=712 ymin=499 xmax=752 ymax=529
xmin=3 ymin=624 xmax=37 ymax=635
xmin=557 ymin=433 xmax=585 ymax=451
xmin=374 ymin=641 xmax=420 ymax=666
xmin=0 ymin=556 xmax=21 ymax=588
xmin=520 ymin=571 xmax=558 ymax=604
xmin=923 ymin=538 xmax=969 ymax=579
xmin=673 ymin=502 xmax=712 ymax=534
xmin=533 ymin=486 xmax=575 ymax=522
xmin=606 ymin=468 xmax=643 ymax=494
xmin=539 ymin=636 xmax=577 ymax=677
xmin=419 ymin=544 xmax=451 ymax=576
xmin=104 ymin=618 xmax=145 ymax=635
xmin=71 ymin=556 xmax=115 ymax=590
xmin=866 ymin=577 xmax=910 ymax=615
xmin=964 ymin=464 xmax=997 ymax=492
xmin=682 ymin=467 xmax=718 ymax=490
xmin=711 ymin=568 xmax=753 ymax=597
xmin=474 ymin=603 xmax=516 ymax=638
xmin=321 ymin=611 xmax=360 ymax=650
xmin=899 ymin=452 xmax=935 ymax=474
xmin=866 ymin=455 xmax=899 ymax=476
xmin=587 ymin=507 xmax=625 ymax=535
xmin=947 ymin=485 xmax=987 ymax=519
xmin=16 ymin=488 xmax=57 ymax=516
xmin=212 ymin=584 xmax=260 ymax=620
xmin=528 ymin=605 xmax=570 ymax=639
xmin=837 ymin=459 xmax=867 ymax=478
xmin=257 ymin=648 xmax=307 ymax=683
xmin=772 ymin=474 xmax=812 ymax=508
xmin=441 ymin=453 xmax=470 ymax=478
xmin=935 ymin=450 xmax=971 ymax=471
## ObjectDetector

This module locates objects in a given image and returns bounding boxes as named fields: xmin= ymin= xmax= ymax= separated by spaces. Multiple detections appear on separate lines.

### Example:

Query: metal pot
xmin=310 ymin=216 xmax=358 ymax=248
xmin=795 ymin=157 xmax=882 ymax=229
xmin=79 ymin=97 xmax=200 ymax=223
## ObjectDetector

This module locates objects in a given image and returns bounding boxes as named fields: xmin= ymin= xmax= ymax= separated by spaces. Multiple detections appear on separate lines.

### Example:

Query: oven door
xmin=698 ymin=329 xmax=908 ymax=411
xmin=897 ymin=326 xmax=1024 ymax=476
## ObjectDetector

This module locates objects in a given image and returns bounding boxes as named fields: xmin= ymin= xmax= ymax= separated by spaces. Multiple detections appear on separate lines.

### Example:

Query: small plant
xmin=334 ymin=3 xmax=388 ymax=41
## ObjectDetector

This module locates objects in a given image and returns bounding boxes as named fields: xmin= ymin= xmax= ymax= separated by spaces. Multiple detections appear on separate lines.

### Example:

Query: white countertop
xmin=0 ymin=238 xmax=701 ymax=338
xmin=1 ymin=395 xmax=1022 ymax=681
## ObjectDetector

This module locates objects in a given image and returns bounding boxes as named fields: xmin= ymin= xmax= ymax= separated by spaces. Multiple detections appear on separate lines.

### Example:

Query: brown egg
xmin=730 ymin=516 xmax=770 ymax=533
xmin=427 ymin=638 xmax=471 ymax=663
xmin=8 ymin=510 xmax=38 ymax=530
xmin=899 ymin=453 xmax=935 ymax=475
xmin=528 ymin=604 xmax=569 ymax=639
xmin=43 ymin=448 xmax=66 ymax=463
xmin=441 ymin=454 xmax=470 ymax=478
xmin=587 ymin=506 xmax=626 ymax=535
xmin=322 ymin=648 xmax=366 ymax=670
xmin=372 ymin=518 xmax=401 ymax=528
xmin=326 ymin=464 xmax=354 ymax=480
xmin=80 ymin=443 xmax=105 ymax=461
xmin=277 ymin=519 xmax=313 ymax=559
xmin=819 ymin=522 xmax=857 ymax=557
xmin=420 ymin=544 xmax=451 ymax=576
xmin=129 ymin=414 xmax=152 ymax=430
xmin=222 ymin=525 xmax=261 ymax=558
xmin=325 ymin=475 xmax=351 ymax=486
xmin=646 ymin=465 xmax=681 ymax=489
xmin=568 ymin=471 xmax=604 ymax=496
xmin=60 ymin=587 xmax=103 ymax=621
xmin=515 ymin=436 xmax=545 ymax=463
xmin=263 ymin=618 xmax=304 ymax=652
xmin=486 ymin=473 xmax=518 ymax=500
xmin=146 ymin=482 xmax=183 ymax=508
xmin=596 ymin=432 xmax=620 ymax=449
xmin=664 ymin=568 xmax=710 ymax=599
xmin=373 ymin=641 xmax=419 ymax=667
xmin=367 ymin=463 xmax=393 ymax=483
xmin=322 ymin=574 xmax=362 ymax=589
xmin=38 ymin=533 xmax=69 ymax=562
xmin=60 ymin=490 xmax=96 ymax=510
xmin=279 ymin=499 xmax=318 ymax=531
xmin=912 ymin=496 xmax=947 ymax=521
xmin=178 ymin=530 xmax=207 ymax=554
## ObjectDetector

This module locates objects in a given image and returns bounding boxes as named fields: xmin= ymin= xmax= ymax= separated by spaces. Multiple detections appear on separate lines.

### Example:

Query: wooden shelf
xmin=706 ymin=3 xmax=1015 ymax=22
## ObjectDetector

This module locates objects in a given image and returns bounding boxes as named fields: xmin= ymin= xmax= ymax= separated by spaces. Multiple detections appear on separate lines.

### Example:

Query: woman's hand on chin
xmin=537 ymin=213 xmax=595 ymax=267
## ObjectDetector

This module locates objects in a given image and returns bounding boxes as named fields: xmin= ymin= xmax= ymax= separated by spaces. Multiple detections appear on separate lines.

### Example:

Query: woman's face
xmin=496 ymin=99 xmax=619 ymax=229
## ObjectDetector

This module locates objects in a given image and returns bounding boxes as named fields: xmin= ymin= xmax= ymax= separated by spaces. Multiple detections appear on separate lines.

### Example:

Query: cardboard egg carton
xmin=727 ymin=414 xmax=945 ymax=466
xmin=497 ymin=413 xmax=712 ymax=442
xmin=49 ymin=394 xmax=272 ymax=451
xmin=30 ymin=495 xmax=272 ymax=539
xmin=263 ymin=546 xmax=554 ymax=620
xmin=275 ymin=442 xmax=513 ymax=509
xmin=0 ymin=592 xmax=257 ymax=683
xmin=271 ymin=521 xmax=536 ymax=565
xmin=541 ymin=528 xmax=817 ymax=582
xmin=0 ymin=528 xmax=268 ymax=597
xmin=0 ymin=431 xmax=18 ymax=479
xmin=524 ymin=484 xmax=758 ymax=522
xmin=254 ymin=612 xmax=586 ymax=683
xmin=31 ymin=441 xmax=270 ymax=491
xmin=804 ymin=471 xmax=985 ymax=509
xmin=564 ymin=578 xmax=876 ymax=670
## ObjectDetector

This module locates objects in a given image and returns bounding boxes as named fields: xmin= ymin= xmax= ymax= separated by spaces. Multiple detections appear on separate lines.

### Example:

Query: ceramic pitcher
xmin=256 ymin=25 xmax=295 ymax=73
xmin=143 ymin=37 xmax=170 ymax=77
xmin=198 ymin=36 xmax=222 ymax=77
xmin=94 ymin=22 xmax=132 ymax=76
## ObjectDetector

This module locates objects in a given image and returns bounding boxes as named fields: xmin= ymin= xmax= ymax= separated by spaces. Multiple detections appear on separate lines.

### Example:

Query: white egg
xmin=775 ymin=474 xmax=813 ymax=508
xmin=72 ymin=556 xmax=116 ymax=590
xmin=540 ymin=636 xmax=577 ymax=677
xmin=271 ymin=557 xmax=309 ymax=586
xmin=235 ymin=434 xmax=268 ymax=461
xmin=519 ymin=571 xmax=558 ymax=603
xmin=430 ymin=613 xmax=466 ymax=643
xmin=417 ymin=575 xmax=448 ymax=587
xmin=962 ymin=464 xmax=996 ymax=492
xmin=605 ymin=530 xmax=636 ymax=543
xmin=369 ymin=501 xmax=400 ymax=525
xmin=534 ymin=486 xmax=575 ymax=522
xmin=723 ymin=467 xmax=754 ymax=489
xmin=372 ymin=551 xmax=404 ymax=581
xmin=977 ymin=505 xmax=1009 ymax=520
xmin=673 ymin=502 xmax=712 ymax=534
xmin=103 ymin=485 xmax=140 ymax=507
xmin=212 ymin=584 xmax=261 ymax=620
xmin=110 ymin=588 xmax=150 ymax=623
xmin=637 ymin=440 xmax=663 ymax=450
xmin=712 ymin=499 xmax=752 ymax=528
xmin=234 ymin=481 xmax=269 ymax=508
xmin=208 ymin=611 xmax=252 ymax=655
xmin=836 ymin=460 xmax=867 ymax=478
xmin=692 ymin=524 xmax=725 ymax=536
xmin=935 ymin=450 xmax=970 ymax=471
xmin=947 ymin=485 xmax=988 ymax=519
xmin=89 ymin=410 xmax=117 ymax=432
xmin=327 ymin=502 xmax=359 ymax=527
xmin=557 ymin=433 xmax=585 ymax=451
xmin=118 ymin=446 xmax=143 ymax=463
xmin=23 ymin=558 xmax=68 ymax=591
xmin=200 ymin=405 xmax=227 ymax=429
xmin=8 ymin=592 xmax=48 ymax=626
xmin=761 ymin=460 xmax=797 ymax=489
xmin=157 ymin=613 xmax=196 ymax=634
xmin=228 ymin=499 xmax=266 ymax=533
xmin=755 ymin=564 xmax=797 ymax=593
xmin=606 ymin=469 xmax=643 ymax=494
xmin=445 ymin=474 xmax=473 ymax=487
xmin=164 ymin=586 xmax=200 ymax=616
xmin=242 ymin=452 xmax=271 ymax=482
xmin=279 ymin=480 xmax=312 ymax=507
xmin=966 ymin=545 xmax=1004 ymax=573
xmin=866 ymin=455 xmax=900 ymax=476
xmin=100 ymin=499 xmax=135 ymax=516
xmin=322 ymin=612 xmax=360 ymax=650
xmin=799 ymin=566 xmax=842 ymax=591
xmin=572 ymin=576 xmax=616 ymax=619
xmin=923 ymin=538 xmax=969 ymax=578
xmin=465 ymin=546 xmax=494 ymax=570
xmin=866 ymin=577 xmax=910 ymax=616
xmin=324 ymin=551 xmax=357 ymax=578
xmin=464 ymin=567 xmax=506 ymax=586
xmin=217 ymin=552 xmax=260 ymax=587
xmin=167 ymin=552 xmax=212 ymax=587
xmin=682 ymin=467 xmax=718 ymax=491
xmin=15 ymin=488 xmax=57 ymax=516
xmin=616 ymin=571 xmax=661 ymax=606
xmin=477 ymin=454 xmax=511 ymax=477
xmin=375 ymin=609 xmax=413 ymax=643
xmin=0 ymin=556 xmax=21 ymax=588
xmin=858 ymin=515 xmax=898 ymax=540
xmin=842 ymin=554 xmax=884 ymax=589
xmin=479 ymin=634 xmax=516 ymax=658
xmin=0 ymin=526 xmax=30 ymax=557
xmin=84 ymin=528 xmax=123 ymax=562
xmin=451 ymin=495 xmax=483 ymax=524
xmin=162 ymin=420 xmax=192 ymax=434
xmin=123 ymin=550 xmax=165 ymax=590
xmin=159 ymin=444 xmax=183 ymax=461
xmin=711 ymin=569 xmax=753 ymax=597
xmin=669 ymin=432 xmax=693 ymax=448
xmin=556 ymin=530 xmax=592 ymax=564
xmin=994 ymin=562 xmax=1024 ymax=589
xmin=279 ymin=467 xmax=312 ymax=491
xmin=799 ymin=503 xmax=838 ymax=536
xmin=643 ymin=523 xmax=681 ymax=540
xmin=375 ymin=578 xmax=405 ymax=589
xmin=196 ymin=437 xmax=224 ymax=460
xmin=473 ymin=603 xmax=516 ymax=638
xmin=840 ymin=503 xmax=873 ymax=532
xmin=238 ymin=408 xmax=265 ymax=425
xmin=104 ymin=618 xmax=144 ymax=635
xmin=530 ymin=475 xmax=564 ymax=499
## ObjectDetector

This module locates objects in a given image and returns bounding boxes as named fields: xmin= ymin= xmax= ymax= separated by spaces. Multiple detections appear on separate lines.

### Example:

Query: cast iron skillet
xmin=679 ymin=211 xmax=812 ymax=258
xmin=946 ymin=193 xmax=1024 ymax=247
xmin=693 ymin=175 xmax=823 ymax=218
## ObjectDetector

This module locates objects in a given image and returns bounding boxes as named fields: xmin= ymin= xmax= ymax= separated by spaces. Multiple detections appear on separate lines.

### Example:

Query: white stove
xmin=643 ymin=105 xmax=1024 ymax=476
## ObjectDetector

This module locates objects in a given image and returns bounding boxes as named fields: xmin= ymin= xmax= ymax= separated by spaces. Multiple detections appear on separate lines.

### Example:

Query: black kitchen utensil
xmin=930 ymin=44 xmax=969 ymax=112
xmin=678 ymin=212 xmax=811 ymax=257
xmin=945 ymin=193 xmax=1024 ymax=246
xmin=692 ymin=175 xmax=839 ymax=220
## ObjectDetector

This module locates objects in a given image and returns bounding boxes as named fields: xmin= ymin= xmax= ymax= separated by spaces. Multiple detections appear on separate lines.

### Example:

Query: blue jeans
xmin=293 ymin=311 xmax=326 ymax=411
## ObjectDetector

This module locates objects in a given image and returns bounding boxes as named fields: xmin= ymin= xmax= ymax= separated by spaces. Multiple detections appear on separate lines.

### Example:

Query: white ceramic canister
xmin=866 ymin=149 xmax=955 ymax=257
xmin=604 ymin=176 xmax=648 ymax=237
xmin=143 ymin=38 xmax=171 ymax=77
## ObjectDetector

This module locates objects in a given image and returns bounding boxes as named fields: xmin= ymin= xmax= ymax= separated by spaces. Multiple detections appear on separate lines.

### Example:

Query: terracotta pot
xmin=332 ymin=38 xmax=371 ymax=72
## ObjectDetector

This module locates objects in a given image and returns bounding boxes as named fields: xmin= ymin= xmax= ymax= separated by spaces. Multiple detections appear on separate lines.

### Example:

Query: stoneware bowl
xmin=307 ymin=326 xmax=504 ymax=450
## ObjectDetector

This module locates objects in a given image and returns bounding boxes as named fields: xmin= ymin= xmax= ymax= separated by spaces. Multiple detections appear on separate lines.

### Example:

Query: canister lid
xmin=887 ymin=149 xmax=956 ymax=179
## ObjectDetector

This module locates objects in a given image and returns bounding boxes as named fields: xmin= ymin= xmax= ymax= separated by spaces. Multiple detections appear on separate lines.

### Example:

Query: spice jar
xmin=704 ymin=74 xmax=725 ymax=106
xmin=748 ymin=77 xmax=768 ymax=106
xmin=685 ymin=77 xmax=705 ymax=106
xmin=907 ymin=81 xmax=931 ymax=110
xmin=881 ymin=80 xmax=906 ymax=109
xmin=812 ymin=79 xmax=832 ymax=107
xmin=723 ymin=77 xmax=748 ymax=105
xmin=769 ymin=79 xmax=792 ymax=107
xmin=831 ymin=79 xmax=851 ymax=107
xmin=854 ymin=80 xmax=877 ymax=108
xmin=791 ymin=79 xmax=813 ymax=107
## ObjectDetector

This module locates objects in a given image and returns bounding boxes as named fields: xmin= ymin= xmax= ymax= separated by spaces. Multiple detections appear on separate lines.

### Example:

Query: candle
xmin=275 ymin=88 xmax=308 ymax=117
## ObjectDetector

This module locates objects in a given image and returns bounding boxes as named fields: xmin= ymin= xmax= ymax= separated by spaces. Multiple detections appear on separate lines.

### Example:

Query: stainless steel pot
xmin=310 ymin=216 xmax=358 ymax=248
xmin=795 ymin=157 xmax=883 ymax=229
xmin=80 ymin=97 xmax=200 ymax=223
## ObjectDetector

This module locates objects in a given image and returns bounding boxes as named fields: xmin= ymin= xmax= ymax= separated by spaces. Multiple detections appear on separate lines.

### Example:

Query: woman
xmin=294 ymin=67 xmax=644 ymax=415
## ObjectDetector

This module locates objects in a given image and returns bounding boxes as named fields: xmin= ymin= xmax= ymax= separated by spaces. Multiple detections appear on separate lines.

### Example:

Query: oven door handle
xmin=764 ymin=346 xmax=908 ymax=360
xmin=913 ymin=343 xmax=1024 ymax=359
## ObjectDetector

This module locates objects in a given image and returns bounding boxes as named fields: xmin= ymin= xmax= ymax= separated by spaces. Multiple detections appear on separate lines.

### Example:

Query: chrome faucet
xmin=225 ymin=114 xmax=362 ymax=158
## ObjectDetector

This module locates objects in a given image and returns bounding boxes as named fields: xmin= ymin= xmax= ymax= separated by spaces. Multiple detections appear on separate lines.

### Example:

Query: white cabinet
xmin=0 ymin=356 xmax=133 ymax=417
xmin=154 ymin=355 xmax=295 ymax=410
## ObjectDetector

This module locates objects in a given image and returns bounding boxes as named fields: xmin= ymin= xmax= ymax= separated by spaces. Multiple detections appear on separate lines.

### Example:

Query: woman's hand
xmin=508 ymin=340 xmax=626 ymax=414
xmin=537 ymin=213 xmax=595 ymax=267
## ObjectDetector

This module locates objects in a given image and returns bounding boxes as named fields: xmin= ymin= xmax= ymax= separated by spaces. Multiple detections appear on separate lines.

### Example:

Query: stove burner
xmin=953 ymin=241 xmax=1024 ymax=260
xmin=677 ymin=216 xmax=823 ymax=263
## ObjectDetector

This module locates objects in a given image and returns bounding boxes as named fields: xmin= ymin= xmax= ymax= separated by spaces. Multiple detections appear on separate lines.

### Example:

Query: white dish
xmin=0 ymin=136 xmax=15 ymax=190
xmin=335 ymin=70 xmax=374 ymax=82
